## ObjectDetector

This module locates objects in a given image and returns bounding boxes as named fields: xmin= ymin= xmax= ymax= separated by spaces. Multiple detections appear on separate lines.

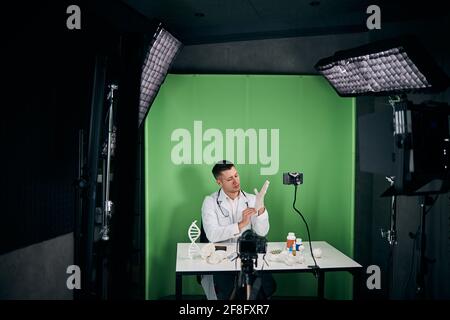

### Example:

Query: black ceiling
xmin=121 ymin=0 xmax=449 ymax=44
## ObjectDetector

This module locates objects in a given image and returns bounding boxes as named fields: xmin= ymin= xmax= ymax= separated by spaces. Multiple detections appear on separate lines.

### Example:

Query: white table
xmin=175 ymin=241 xmax=362 ymax=299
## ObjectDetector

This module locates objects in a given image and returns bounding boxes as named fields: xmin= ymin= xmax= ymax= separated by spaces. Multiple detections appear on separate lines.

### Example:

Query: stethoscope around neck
xmin=216 ymin=188 xmax=249 ymax=218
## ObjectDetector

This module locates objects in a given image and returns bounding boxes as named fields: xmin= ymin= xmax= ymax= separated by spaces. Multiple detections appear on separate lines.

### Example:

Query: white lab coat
xmin=200 ymin=189 xmax=270 ymax=300
xmin=201 ymin=189 xmax=269 ymax=244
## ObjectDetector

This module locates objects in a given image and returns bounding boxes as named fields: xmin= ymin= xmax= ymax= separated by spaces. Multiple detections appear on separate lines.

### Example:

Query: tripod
xmin=238 ymin=257 xmax=261 ymax=300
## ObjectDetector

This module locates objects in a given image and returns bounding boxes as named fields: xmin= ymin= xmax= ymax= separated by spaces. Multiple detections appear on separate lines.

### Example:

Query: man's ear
xmin=216 ymin=179 xmax=222 ymax=187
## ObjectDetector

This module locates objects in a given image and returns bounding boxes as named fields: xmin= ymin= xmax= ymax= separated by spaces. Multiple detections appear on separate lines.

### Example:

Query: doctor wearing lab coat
xmin=202 ymin=162 xmax=269 ymax=244
xmin=200 ymin=160 xmax=272 ymax=300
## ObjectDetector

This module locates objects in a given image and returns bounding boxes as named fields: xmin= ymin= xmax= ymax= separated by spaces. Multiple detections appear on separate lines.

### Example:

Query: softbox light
xmin=139 ymin=24 xmax=182 ymax=127
xmin=315 ymin=36 xmax=449 ymax=97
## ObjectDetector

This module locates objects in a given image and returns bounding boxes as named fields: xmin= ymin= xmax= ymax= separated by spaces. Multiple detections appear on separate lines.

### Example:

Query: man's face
xmin=217 ymin=166 xmax=240 ymax=194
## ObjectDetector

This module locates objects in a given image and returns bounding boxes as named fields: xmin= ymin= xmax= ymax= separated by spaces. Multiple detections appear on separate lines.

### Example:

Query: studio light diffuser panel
xmin=314 ymin=36 xmax=449 ymax=97
xmin=139 ymin=25 xmax=182 ymax=127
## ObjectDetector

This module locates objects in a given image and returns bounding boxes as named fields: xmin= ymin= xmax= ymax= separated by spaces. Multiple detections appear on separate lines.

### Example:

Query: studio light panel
xmin=318 ymin=48 xmax=431 ymax=95
xmin=139 ymin=27 xmax=182 ymax=127
xmin=315 ymin=37 xmax=449 ymax=97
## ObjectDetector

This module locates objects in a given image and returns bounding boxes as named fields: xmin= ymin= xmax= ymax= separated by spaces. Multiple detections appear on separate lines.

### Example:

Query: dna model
xmin=188 ymin=220 xmax=201 ymax=259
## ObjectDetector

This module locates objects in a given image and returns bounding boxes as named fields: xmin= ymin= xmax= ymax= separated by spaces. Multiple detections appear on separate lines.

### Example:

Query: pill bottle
xmin=286 ymin=232 xmax=296 ymax=250
xmin=296 ymin=238 xmax=302 ymax=251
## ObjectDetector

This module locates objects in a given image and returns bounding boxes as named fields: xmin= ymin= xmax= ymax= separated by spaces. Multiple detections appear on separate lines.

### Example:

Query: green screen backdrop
xmin=145 ymin=74 xmax=355 ymax=299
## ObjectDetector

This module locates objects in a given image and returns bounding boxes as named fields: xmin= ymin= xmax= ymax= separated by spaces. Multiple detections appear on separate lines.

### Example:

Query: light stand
xmin=415 ymin=195 xmax=437 ymax=298
xmin=101 ymin=84 xmax=118 ymax=241
xmin=96 ymin=83 xmax=117 ymax=300
xmin=381 ymin=182 xmax=446 ymax=300
xmin=381 ymin=177 xmax=398 ymax=246
xmin=380 ymin=176 xmax=398 ymax=298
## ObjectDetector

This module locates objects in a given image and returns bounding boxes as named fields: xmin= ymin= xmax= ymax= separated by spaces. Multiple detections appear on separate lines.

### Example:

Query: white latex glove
xmin=254 ymin=180 xmax=270 ymax=212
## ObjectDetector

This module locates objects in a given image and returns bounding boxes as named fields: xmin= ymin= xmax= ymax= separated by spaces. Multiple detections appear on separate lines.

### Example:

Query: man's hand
xmin=254 ymin=180 xmax=270 ymax=212
xmin=238 ymin=208 xmax=257 ymax=231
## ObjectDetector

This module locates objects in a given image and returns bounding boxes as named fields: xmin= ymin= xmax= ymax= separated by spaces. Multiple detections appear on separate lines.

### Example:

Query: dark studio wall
xmin=1 ymin=0 xmax=152 ymax=299
xmin=0 ymin=1 xmax=93 ymax=299
xmin=0 ymin=0 xmax=127 ymax=299
xmin=173 ymin=33 xmax=369 ymax=75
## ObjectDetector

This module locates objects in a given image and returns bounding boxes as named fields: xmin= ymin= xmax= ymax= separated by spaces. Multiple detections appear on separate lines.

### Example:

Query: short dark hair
xmin=212 ymin=160 xmax=234 ymax=179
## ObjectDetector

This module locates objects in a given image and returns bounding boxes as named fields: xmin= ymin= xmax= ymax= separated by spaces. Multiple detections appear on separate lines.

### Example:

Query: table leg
xmin=317 ymin=270 xmax=325 ymax=299
xmin=349 ymin=269 xmax=363 ymax=300
xmin=176 ymin=273 xmax=182 ymax=300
